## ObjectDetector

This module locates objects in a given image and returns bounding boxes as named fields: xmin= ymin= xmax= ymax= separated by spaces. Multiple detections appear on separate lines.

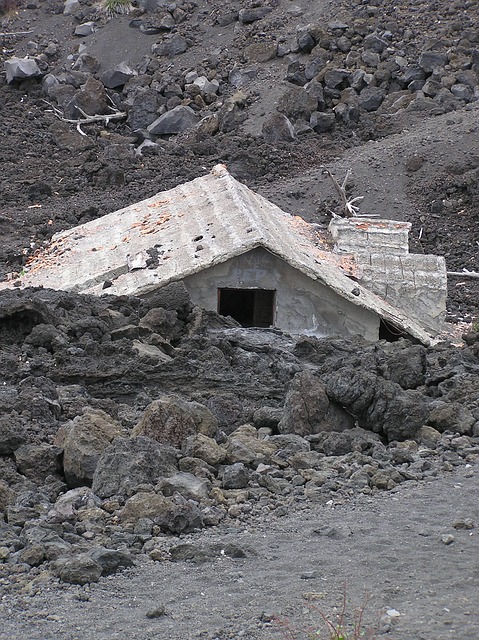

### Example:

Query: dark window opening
xmin=218 ymin=288 xmax=275 ymax=328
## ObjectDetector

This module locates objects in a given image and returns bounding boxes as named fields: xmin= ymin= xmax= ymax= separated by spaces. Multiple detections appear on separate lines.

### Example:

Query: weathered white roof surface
xmin=5 ymin=165 xmax=440 ymax=344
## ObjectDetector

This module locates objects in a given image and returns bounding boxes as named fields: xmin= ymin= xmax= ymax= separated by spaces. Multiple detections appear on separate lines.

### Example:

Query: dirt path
xmin=2 ymin=464 xmax=477 ymax=640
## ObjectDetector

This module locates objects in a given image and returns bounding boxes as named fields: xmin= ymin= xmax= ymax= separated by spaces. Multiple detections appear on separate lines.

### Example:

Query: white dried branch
xmin=321 ymin=166 xmax=365 ymax=218
xmin=0 ymin=30 xmax=33 ymax=37
xmin=447 ymin=270 xmax=479 ymax=279
xmin=41 ymin=100 xmax=126 ymax=136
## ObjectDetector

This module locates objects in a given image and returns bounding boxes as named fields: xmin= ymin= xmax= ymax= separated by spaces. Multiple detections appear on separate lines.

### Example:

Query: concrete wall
xmin=357 ymin=253 xmax=447 ymax=333
xmin=182 ymin=247 xmax=380 ymax=340
xmin=329 ymin=217 xmax=411 ymax=255
xmin=328 ymin=217 xmax=447 ymax=334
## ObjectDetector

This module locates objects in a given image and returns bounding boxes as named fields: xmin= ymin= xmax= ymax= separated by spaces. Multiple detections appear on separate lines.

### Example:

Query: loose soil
xmin=1 ymin=466 xmax=478 ymax=640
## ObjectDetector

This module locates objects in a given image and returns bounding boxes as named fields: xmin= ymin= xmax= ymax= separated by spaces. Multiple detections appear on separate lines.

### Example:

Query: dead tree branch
xmin=321 ymin=166 xmax=380 ymax=219
xmin=42 ymin=100 xmax=126 ymax=136
xmin=447 ymin=270 xmax=479 ymax=279
xmin=321 ymin=166 xmax=366 ymax=218
xmin=0 ymin=31 xmax=34 ymax=37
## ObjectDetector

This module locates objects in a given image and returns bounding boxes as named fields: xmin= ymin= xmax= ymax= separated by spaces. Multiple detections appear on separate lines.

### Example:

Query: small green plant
xmin=98 ymin=0 xmax=133 ymax=17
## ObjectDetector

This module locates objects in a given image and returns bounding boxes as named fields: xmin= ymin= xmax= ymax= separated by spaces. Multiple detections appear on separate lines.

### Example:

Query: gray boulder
xmin=5 ymin=57 xmax=42 ymax=84
xmin=92 ymin=437 xmax=178 ymax=498
xmin=74 ymin=22 xmax=96 ymax=37
xmin=450 ymin=84 xmax=473 ymax=101
xmin=238 ymin=7 xmax=272 ymax=23
xmin=147 ymin=105 xmax=199 ymax=135
xmin=229 ymin=66 xmax=257 ymax=88
xmin=427 ymin=401 xmax=475 ymax=435
xmin=277 ymin=86 xmax=318 ymax=121
xmin=359 ymin=86 xmax=385 ymax=111
xmin=151 ymin=34 xmax=188 ymax=57
xmin=325 ymin=368 xmax=430 ymax=441
xmin=310 ymin=111 xmax=336 ymax=133
xmin=61 ymin=408 xmax=123 ymax=488
xmin=55 ymin=553 xmax=103 ymax=585
xmin=21 ymin=524 xmax=71 ymax=561
xmin=279 ymin=371 xmax=354 ymax=437
xmin=7 ymin=490 xmax=51 ymax=527
xmin=419 ymin=52 xmax=448 ymax=73
xmin=262 ymin=112 xmax=296 ymax=142
xmin=268 ymin=434 xmax=311 ymax=459
xmin=324 ymin=68 xmax=350 ymax=89
xmin=159 ymin=471 xmax=212 ymax=501
xmin=0 ymin=414 xmax=27 ymax=454
xmin=89 ymin=546 xmax=134 ymax=575
xmin=101 ymin=62 xmax=137 ymax=89
xmin=363 ymin=34 xmax=389 ymax=53
xmin=349 ymin=69 xmax=372 ymax=91
xmin=63 ymin=0 xmax=81 ymax=14
xmin=253 ymin=406 xmax=282 ymax=429
xmin=133 ymin=396 xmax=217 ymax=447
xmin=310 ymin=426 xmax=381 ymax=456
xmin=221 ymin=463 xmax=250 ymax=489
xmin=48 ymin=487 xmax=100 ymax=523
xmin=14 ymin=443 xmax=62 ymax=483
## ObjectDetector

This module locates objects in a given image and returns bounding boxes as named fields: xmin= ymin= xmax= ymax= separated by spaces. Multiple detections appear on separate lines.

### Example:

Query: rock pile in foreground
xmin=0 ymin=285 xmax=478 ymax=588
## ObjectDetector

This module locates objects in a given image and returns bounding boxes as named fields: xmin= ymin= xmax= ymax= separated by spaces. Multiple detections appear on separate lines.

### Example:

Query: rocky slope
xmin=0 ymin=284 xmax=478 ymax=590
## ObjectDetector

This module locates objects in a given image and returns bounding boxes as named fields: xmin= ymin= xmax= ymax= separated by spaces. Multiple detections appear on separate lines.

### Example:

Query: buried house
xmin=4 ymin=165 xmax=447 ymax=344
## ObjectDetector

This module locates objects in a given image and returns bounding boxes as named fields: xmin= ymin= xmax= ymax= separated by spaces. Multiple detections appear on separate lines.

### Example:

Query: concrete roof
xmin=6 ymin=165 xmax=437 ymax=344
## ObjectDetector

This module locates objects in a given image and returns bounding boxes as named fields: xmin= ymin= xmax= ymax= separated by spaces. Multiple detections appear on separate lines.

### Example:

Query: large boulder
xmin=0 ymin=413 xmax=27 ymax=454
xmin=159 ymin=471 xmax=212 ymax=501
xmin=101 ymin=62 xmax=137 ymax=89
xmin=5 ymin=57 xmax=42 ymax=84
xmin=92 ymin=437 xmax=178 ymax=498
xmin=226 ymin=425 xmax=278 ymax=466
xmin=277 ymin=86 xmax=318 ymax=121
xmin=126 ymin=87 xmax=160 ymax=130
xmin=427 ymin=401 xmax=475 ymax=435
xmin=64 ymin=76 xmax=110 ymax=119
xmin=279 ymin=371 xmax=354 ymax=437
xmin=325 ymin=368 xmax=430 ymax=441
xmin=183 ymin=433 xmax=226 ymax=466
xmin=120 ymin=491 xmax=203 ymax=534
xmin=262 ymin=112 xmax=296 ymax=142
xmin=133 ymin=396 xmax=217 ymax=448
xmin=151 ymin=34 xmax=188 ymax=57
xmin=55 ymin=554 xmax=103 ymax=585
xmin=310 ymin=426 xmax=382 ymax=456
xmin=147 ymin=105 xmax=199 ymax=135
xmin=61 ymin=408 xmax=123 ymax=488
xmin=14 ymin=443 xmax=63 ymax=483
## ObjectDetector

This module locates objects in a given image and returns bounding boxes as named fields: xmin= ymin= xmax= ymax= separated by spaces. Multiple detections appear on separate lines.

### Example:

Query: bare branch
xmin=447 ymin=270 xmax=479 ymax=279
xmin=321 ymin=166 xmax=367 ymax=218
xmin=41 ymin=99 xmax=127 ymax=134
xmin=0 ymin=31 xmax=34 ymax=37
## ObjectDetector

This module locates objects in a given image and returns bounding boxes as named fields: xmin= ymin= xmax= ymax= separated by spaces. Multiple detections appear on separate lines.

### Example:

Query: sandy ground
xmin=1 ymin=464 xmax=477 ymax=640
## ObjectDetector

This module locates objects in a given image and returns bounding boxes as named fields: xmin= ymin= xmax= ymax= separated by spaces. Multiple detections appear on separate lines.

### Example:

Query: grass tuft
xmin=98 ymin=0 xmax=133 ymax=18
